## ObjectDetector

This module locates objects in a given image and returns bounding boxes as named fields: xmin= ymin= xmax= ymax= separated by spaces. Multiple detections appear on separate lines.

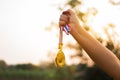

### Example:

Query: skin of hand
xmin=59 ymin=9 xmax=120 ymax=80
xmin=59 ymin=9 xmax=80 ymax=28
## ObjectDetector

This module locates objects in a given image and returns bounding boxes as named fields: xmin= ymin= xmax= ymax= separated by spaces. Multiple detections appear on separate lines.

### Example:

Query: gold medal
xmin=55 ymin=24 xmax=71 ymax=68
xmin=55 ymin=43 xmax=65 ymax=67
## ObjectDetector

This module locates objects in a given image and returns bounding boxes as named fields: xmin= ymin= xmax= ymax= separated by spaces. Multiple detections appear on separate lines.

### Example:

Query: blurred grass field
xmin=0 ymin=64 xmax=73 ymax=80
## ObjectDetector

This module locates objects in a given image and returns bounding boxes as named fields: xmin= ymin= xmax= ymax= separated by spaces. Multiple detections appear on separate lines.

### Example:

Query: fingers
xmin=59 ymin=9 xmax=75 ymax=27
xmin=59 ymin=14 xmax=69 ymax=26
xmin=60 ymin=14 xmax=69 ymax=23
xmin=62 ymin=9 xmax=75 ymax=16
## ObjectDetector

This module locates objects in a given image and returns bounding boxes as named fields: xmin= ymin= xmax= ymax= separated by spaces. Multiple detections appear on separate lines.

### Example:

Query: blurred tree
xmin=75 ymin=64 xmax=113 ymax=80
xmin=104 ymin=24 xmax=120 ymax=59
xmin=14 ymin=63 xmax=39 ymax=70
xmin=109 ymin=0 xmax=120 ymax=5
xmin=66 ymin=0 xmax=81 ymax=8
xmin=0 ymin=60 xmax=7 ymax=70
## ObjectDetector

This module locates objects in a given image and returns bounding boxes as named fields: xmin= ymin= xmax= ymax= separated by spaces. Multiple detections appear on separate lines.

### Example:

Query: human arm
xmin=59 ymin=9 xmax=120 ymax=80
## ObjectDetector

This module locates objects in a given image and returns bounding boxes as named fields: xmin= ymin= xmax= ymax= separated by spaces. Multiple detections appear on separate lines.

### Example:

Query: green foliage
xmin=0 ymin=62 xmax=74 ymax=80
xmin=0 ymin=60 xmax=7 ymax=70
xmin=75 ymin=64 xmax=113 ymax=80
xmin=0 ymin=59 xmax=116 ymax=80
xmin=14 ymin=63 xmax=39 ymax=70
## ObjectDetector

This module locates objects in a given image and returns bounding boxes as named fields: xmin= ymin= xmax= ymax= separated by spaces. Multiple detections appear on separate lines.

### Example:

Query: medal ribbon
xmin=55 ymin=25 xmax=71 ymax=67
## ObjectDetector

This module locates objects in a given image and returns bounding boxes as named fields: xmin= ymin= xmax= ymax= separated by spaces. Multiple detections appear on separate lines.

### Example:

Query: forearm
xmin=70 ymin=24 xmax=120 ymax=79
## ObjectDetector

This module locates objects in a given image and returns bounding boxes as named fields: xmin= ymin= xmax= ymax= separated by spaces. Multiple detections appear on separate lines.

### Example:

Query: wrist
xmin=69 ymin=23 xmax=82 ymax=35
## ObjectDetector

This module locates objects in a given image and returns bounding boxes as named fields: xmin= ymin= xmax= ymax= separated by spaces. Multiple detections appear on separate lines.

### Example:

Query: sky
xmin=0 ymin=0 xmax=120 ymax=65
xmin=82 ymin=0 xmax=120 ymax=40
xmin=0 ymin=0 xmax=67 ymax=65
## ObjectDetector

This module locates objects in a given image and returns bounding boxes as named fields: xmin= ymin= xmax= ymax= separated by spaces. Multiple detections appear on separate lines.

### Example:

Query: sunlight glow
xmin=0 ymin=0 xmax=63 ymax=65
xmin=0 ymin=0 xmax=120 ymax=66
xmin=82 ymin=0 xmax=120 ymax=40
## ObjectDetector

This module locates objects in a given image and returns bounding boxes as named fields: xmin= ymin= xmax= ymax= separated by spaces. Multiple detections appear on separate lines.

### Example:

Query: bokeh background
xmin=0 ymin=0 xmax=120 ymax=80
